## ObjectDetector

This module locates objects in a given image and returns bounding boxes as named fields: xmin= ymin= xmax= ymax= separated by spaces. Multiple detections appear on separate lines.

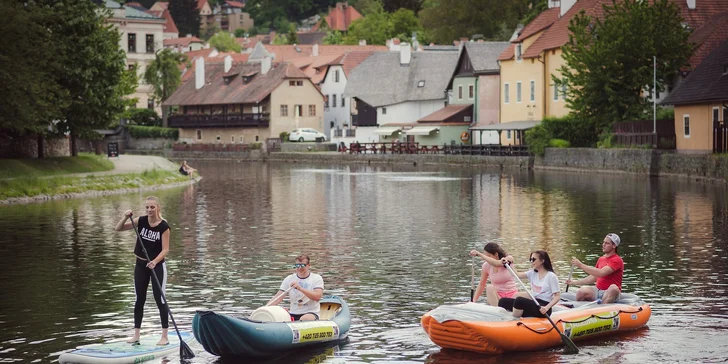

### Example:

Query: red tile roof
xmin=164 ymin=61 xmax=309 ymax=106
xmin=197 ymin=0 xmax=209 ymax=10
xmin=498 ymin=7 xmax=560 ymax=61
xmin=164 ymin=36 xmax=204 ymax=47
xmin=687 ymin=11 xmax=728 ymax=69
xmin=155 ymin=9 xmax=179 ymax=35
xmin=151 ymin=1 xmax=168 ymax=10
xmin=322 ymin=2 xmax=362 ymax=32
xmin=329 ymin=50 xmax=379 ymax=76
xmin=225 ymin=0 xmax=245 ymax=8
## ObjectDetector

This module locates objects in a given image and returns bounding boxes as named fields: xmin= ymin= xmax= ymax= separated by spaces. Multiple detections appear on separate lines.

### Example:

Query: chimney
xmin=359 ymin=39 xmax=366 ymax=46
xmin=400 ymin=42 xmax=411 ymax=65
xmin=686 ymin=0 xmax=695 ymax=9
xmin=195 ymin=57 xmax=205 ymax=90
xmin=261 ymin=56 xmax=271 ymax=74
xmin=224 ymin=55 xmax=233 ymax=73
xmin=312 ymin=43 xmax=319 ymax=57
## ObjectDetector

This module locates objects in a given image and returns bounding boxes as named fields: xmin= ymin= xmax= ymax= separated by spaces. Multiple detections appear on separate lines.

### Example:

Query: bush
xmin=251 ymin=142 xmax=262 ymax=150
xmin=526 ymin=115 xmax=599 ymax=155
xmin=548 ymin=139 xmax=571 ymax=148
xmin=597 ymin=131 xmax=614 ymax=148
xmin=125 ymin=108 xmax=162 ymax=127
xmin=279 ymin=131 xmax=289 ymax=142
xmin=656 ymin=106 xmax=674 ymax=121
xmin=125 ymin=125 xmax=178 ymax=139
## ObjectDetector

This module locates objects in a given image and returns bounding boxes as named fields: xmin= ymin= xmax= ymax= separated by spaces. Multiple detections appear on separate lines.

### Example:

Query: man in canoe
xmin=566 ymin=233 xmax=624 ymax=304
xmin=269 ymin=254 xmax=324 ymax=321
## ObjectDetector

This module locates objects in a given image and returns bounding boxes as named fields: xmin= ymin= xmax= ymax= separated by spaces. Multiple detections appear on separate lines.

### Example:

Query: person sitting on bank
xmin=179 ymin=161 xmax=197 ymax=177
xmin=566 ymin=233 xmax=624 ymax=304
xmin=268 ymin=254 xmax=324 ymax=321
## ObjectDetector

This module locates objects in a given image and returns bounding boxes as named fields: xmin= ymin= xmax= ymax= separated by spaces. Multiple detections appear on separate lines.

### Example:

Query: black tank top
xmin=134 ymin=216 xmax=170 ymax=262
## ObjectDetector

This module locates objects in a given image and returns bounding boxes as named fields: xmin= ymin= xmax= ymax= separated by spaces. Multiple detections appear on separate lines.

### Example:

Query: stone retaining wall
xmin=537 ymin=148 xmax=657 ymax=175
xmin=281 ymin=142 xmax=337 ymax=152
xmin=265 ymin=152 xmax=532 ymax=168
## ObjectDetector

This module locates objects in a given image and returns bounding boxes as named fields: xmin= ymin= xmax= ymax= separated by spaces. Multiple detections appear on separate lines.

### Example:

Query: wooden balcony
xmin=168 ymin=113 xmax=270 ymax=128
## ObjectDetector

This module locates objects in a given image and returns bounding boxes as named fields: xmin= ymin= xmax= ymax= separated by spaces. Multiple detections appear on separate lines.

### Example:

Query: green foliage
xmin=251 ymin=142 xmax=263 ymax=150
xmin=655 ymin=106 xmax=675 ymax=121
xmin=342 ymin=5 xmax=425 ymax=45
xmin=125 ymin=108 xmax=162 ymax=127
xmin=0 ymin=153 xmax=114 ymax=179
xmin=143 ymin=49 xmax=186 ymax=105
xmin=279 ymin=131 xmax=290 ymax=142
xmin=0 ymin=1 xmax=68 ymax=136
xmin=390 ymin=8 xmax=422 ymax=39
xmin=125 ymin=125 xmax=179 ymax=139
xmin=323 ymin=30 xmax=345 ymax=45
xmin=246 ymin=0 xmax=333 ymax=28
xmin=200 ymin=22 xmax=221 ymax=41
xmin=548 ymin=139 xmax=571 ymax=148
xmin=521 ymin=0 xmax=547 ymax=26
xmin=526 ymin=115 xmax=598 ymax=155
xmin=597 ymin=132 xmax=614 ymax=148
xmin=556 ymin=0 xmax=692 ymax=132
xmin=234 ymin=28 xmax=248 ymax=37
xmin=209 ymin=32 xmax=242 ymax=52
xmin=169 ymin=0 xmax=201 ymax=37
xmin=118 ymin=65 xmax=140 ymax=113
xmin=419 ymin=0 xmax=532 ymax=44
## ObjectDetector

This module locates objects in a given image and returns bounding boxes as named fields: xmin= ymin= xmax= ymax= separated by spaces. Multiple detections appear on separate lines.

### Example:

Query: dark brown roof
xmin=163 ymin=62 xmax=308 ymax=106
xmin=661 ymin=40 xmax=728 ymax=105
xmin=418 ymin=104 xmax=473 ymax=122
xmin=688 ymin=11 xmax=728 ymax=69
xmin=297 ymin=32 xmax=327 ymax=45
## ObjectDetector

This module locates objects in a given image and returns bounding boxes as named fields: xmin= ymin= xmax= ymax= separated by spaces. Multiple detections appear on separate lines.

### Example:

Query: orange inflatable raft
xmin=421 ymin=292 xmax=651 ymax=354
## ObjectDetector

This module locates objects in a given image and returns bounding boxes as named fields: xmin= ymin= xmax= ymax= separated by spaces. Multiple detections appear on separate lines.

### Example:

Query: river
xmin=0 ymin=161 xmax=726 ymax=363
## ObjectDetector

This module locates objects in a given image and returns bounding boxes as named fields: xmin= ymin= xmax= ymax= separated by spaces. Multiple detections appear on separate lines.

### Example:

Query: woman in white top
xmin=498 ymin=250 xmax=561 ymax=318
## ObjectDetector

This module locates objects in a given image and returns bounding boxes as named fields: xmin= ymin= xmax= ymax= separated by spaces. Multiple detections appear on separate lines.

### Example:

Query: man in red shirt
xmin=566 ymin=233 xmax=624 ymax=304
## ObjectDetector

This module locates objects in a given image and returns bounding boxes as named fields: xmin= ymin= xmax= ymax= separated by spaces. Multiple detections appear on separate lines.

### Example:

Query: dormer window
xmin=418 ymin=80 xmax=425 ymax=87
xmin=516 ymin=43 xmax=523 ymax=61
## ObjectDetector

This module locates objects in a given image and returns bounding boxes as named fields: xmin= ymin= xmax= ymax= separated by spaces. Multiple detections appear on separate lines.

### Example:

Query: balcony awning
xmin=372 ymin=127 xmax=402 ymax=135
xmin=404 ymin=126 xmax=439 ymax=135
xmin=470 ymin=120 xmax=540 ymax=131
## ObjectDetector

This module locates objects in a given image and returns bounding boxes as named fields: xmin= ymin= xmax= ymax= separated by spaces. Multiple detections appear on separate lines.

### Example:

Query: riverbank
xmin=0 ymin=155 xmax=199 ymax=204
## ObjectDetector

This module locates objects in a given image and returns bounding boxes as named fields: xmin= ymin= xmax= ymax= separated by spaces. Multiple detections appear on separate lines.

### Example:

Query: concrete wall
xmin=378 ymin=100 xmax=445 ymax=124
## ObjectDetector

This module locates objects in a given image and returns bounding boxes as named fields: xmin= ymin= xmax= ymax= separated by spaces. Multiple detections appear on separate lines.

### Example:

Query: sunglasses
xmin=294 ymin=263 xmax=307 ymax=268
xmin=529 ymin=257 xmax=538 ymax=262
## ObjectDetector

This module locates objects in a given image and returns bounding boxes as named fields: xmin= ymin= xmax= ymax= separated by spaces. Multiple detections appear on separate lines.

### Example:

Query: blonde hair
xmin=145 ymin=196 xmax=165 ymax=221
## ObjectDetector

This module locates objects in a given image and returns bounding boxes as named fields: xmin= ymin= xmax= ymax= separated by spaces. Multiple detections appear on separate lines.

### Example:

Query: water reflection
xmin=1 ymin=161 xmax=727 ymax=363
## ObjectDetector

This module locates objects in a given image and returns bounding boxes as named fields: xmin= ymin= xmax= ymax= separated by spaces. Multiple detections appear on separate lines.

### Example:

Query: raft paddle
xmin=266 ymin=287 xmax=293 ymax=307
xmin=128 ymin=216 xmax=195 ymax=360
xmin=470 ymin=256 xmax=475 ymax=302
xmin=566 ymin=264 xmax=575 ymax=293
xmin=504 ymin=263 xmax=579 ymax=354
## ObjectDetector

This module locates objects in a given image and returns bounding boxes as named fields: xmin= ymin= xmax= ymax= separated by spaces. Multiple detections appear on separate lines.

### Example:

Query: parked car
xmin=289 ymin=128 xmax=327 ymax=142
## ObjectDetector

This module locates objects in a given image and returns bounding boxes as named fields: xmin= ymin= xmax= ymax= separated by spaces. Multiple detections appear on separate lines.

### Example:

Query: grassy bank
xmin=0 ymin=153 xmax=114 ymax=179
xmin=0 ymin=169 xmax=189 ymax=200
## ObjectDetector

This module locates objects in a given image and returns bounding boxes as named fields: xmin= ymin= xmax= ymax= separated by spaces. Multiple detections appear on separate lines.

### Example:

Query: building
xmin=312 ymin=2 xmax=362 ymax=33
xmin=661 ymin=39 xmax=728 ymax=153
xmin=343 ymin=45 xmax=458 ymax=145
xmin=106 ymin=0 xmax=168 ymax=112
xmin=163 ymin=56 xmax=324 ymax=144
xmin=213 ymin=1 xmax=254 ymax=32
xmin=163 ymin=36 xmax=206 ymax=53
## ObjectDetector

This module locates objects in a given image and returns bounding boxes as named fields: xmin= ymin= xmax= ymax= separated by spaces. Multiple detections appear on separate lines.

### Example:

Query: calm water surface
xmin=1 ymin=161 xmax=727 ymax=363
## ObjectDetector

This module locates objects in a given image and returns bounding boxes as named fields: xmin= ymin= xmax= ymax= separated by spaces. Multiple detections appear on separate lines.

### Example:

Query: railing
xmin=613 ymin=119 xmax=675 ymax=149
xmin=168 ymin=113 xmax=270 ymax=128
xmin=443 ymin=143 xmax=531 ymax=156
xmin=345 ymin=129 xmax=356 ymax=137
xmin=333 ymin=129 xmax=343 ymax=137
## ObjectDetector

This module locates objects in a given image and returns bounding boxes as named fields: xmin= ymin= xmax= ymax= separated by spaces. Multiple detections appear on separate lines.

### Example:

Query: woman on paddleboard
xmin=115 ymin=196 xmax=171 ymax=346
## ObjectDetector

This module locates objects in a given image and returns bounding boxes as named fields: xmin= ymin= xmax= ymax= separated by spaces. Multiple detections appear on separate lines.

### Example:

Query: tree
xmin=234 ymin=28 xmax=248 ymax=37
xmin=144 ymin=49 xmax=186 ymax=126
xmin=169 ymin=0 xmax=201 ymax=37
xmin=200 ymin=22 xmax=221 ymax=41
xmin=556 ymin=0 xmax=692 ymax=133
xmin=0 ymin=0 xmax=68 ymax=139
xmin=390 ymin=8 xmax=422 ymax=40
xmin=41 ymin=0 xmax=129 ymax=156
xmin=382 ymin=0 xmax=424 ymax=13
xmin=323 ymin=30 xmax=345 ymax=44
xmin=209 ymin=32 xmax=242 ymax=52
xmin=419 ymin=0 xmax=531 ymax=44
xmin=287 ymin=26 xmax=298 ymax=45
xmin=344 ymin=10 xmax=394 ymax=45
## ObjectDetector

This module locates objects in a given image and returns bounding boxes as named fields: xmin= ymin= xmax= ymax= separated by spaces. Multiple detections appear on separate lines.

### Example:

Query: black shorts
xmin=290 ymin=312 xmax=319 ymax=321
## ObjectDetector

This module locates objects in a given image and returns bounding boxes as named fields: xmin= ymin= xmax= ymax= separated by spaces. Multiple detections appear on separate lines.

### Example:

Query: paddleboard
xmin=58 ymin=331 xmax=194 ymax=364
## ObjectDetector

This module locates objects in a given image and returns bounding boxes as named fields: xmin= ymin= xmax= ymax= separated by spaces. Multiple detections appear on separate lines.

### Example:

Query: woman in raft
xmin=498 ymin=250 xmax=561 ymax=318
xmin=469 ymin=243 xmax=517 ymax=305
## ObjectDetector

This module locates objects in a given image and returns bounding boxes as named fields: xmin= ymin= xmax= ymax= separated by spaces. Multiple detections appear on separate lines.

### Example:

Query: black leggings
xmin=133 ymin=259 xmax=168 ymax=329
xmin=498 ymin=296 xmax=552 ymax=318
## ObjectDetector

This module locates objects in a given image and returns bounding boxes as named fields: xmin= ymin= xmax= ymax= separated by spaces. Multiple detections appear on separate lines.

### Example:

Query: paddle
xmin=470 ymin=256 xmax=475 ymax=302
xmin=266 ymin=287 xmax=293 ymax=307
xmin=128 ymin=216 xmax=195 ymax=360
xmin=503 ymin=263 xmax=579 ymax=354
xmin=566 ymin=264 xmax=575 ymax=293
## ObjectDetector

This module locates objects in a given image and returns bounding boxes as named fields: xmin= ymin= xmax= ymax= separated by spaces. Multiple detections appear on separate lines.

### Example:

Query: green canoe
xmin=193 ymin=296 xmax=350 ymax=358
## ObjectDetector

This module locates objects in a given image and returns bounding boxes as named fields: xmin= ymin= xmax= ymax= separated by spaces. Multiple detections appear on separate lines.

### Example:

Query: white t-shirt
xmin=525 ymin=270 xmax=560 ymax=302
xmin=279 ymin=273 xmax=324 ymax=315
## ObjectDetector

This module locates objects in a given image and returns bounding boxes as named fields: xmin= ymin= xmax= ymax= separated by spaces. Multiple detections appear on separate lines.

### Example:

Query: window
xmin=504 ymin=83 xmax=510 ymax=104
xmin=147 ymin=99 xmax=154 ymax=109
xmin=324 ymin=95 xmax=329 ymax=108
xmin=382 ymin=107 xmax=387 ymax=115
xmin=341 ymin=94 xmax=345 ymax=107
xmin=724 ymin=107 xmax=727 ymax=123
xmin=469 ymin=84 xmax=474 ymax=99
xmin=239 ymin=136 xmax=244 ymax=143
xmin=308 ymin=104 xmax=316 ymax=116
xmin=683 ymin=115 xmax=690 ymax=137
xmin=507 ymin=130 xmax=512 ymax=139
xmin=332 ymin=94 xmax=337 ymax=107
xmin=334 ymin=70 xmax=340 ymax=82
xmin=294 ymin=105 xmax=302 ymax=117
xmin=458 ymin=85 xmax=463 ymax=99
xmin=516 ymin=43 xmax=522 ymax=61
xmin=256 ymin=135 xmax=259 ymax=141
xmin=530 ymin=81 xmax=535 ymax=102
xmin=561 ymin=84 xmax=567 ymax=100
xmin=289 ymin=81 xmax=296 ymax=86
xmin=553 ymin=84 xmax=559 ymax=101
xmin=127 ymin=64 xmax=135 ymax=71
xmin=280 ymin=105 xmax=288 ymax=116
xmin=128 ymin=33 xmax=136 ymax=53
xmin=146 ymin=34 xmax=154 ymax=54
xmin=516 ymin=82 xmax=522 ymax=103
xmin=196 ymin=129 xmax=202 ymax=140
xmin=296 ymin=80 xmax=303 ymax=86
xmin=713 ymin=107 xmax=720 ymax=125
xmin=231 ymin=135 xmax=235 ymax=143
xmin=216 ymin=135 xmax=221 ymax=141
